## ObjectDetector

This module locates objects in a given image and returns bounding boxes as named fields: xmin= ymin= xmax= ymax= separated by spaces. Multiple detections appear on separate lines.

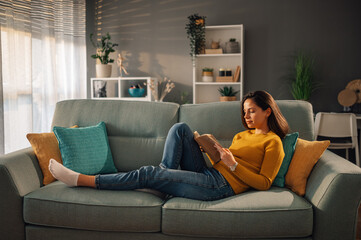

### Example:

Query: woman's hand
xmin=214 ymin=142 xmax=237 ymax=167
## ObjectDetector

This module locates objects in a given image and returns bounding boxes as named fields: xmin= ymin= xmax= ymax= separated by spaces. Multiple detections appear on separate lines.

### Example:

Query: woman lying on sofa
xmin=49 ymin=90 xmax=289 ymax=201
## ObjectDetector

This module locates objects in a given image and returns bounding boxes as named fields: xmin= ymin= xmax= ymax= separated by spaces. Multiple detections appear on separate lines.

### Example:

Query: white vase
xmin=202 ymin=76 xmax=213 ymax=82
xmin=96 ymin=64 xmax=112 ymax=78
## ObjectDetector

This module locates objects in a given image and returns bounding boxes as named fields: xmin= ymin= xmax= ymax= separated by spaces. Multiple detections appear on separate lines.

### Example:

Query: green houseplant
xmin=290 ymin=51 xmax=316 ymax=101
xmin=185 ymin=13 xmax=206 ymax=59
xmin=218 ymin=86 xmax=239 ymax=102
xmin=90 ymin=33 xmax=118 ymax=77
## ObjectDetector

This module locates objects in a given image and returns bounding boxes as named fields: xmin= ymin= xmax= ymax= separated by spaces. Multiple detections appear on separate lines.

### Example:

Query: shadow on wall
xmin=91 ymin=0 xmax=208 ymax=104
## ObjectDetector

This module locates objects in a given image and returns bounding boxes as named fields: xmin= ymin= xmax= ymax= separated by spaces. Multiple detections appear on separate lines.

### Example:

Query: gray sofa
xmin=1 ymin=99 xmax=361 ymax=240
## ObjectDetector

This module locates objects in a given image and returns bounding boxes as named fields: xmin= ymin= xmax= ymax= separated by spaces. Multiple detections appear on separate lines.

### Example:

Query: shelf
xmin=91 ymin=97 xmax=119 ymax=100
xmin=197 ymin=53 xmax=241 ymax=57
xmin=193 ymin=24 xmax=244 ymax=104
xmin=119 ymin=97 xmax=150 ymax=101
xmin=90 ymin=77 xmax=155 ymax=101
xmin=195 ymin=82 xmax=240 ymax=85
xmin=205 ymin=24 xmax=243 ymax=30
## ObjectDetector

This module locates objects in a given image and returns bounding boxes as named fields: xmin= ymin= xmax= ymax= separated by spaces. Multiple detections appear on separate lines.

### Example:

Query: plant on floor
xmin=90 ymin=33 xmax=118 ymax=64
xmin=218 ymin=86 xmax=239 ymax=96
xmin=290 ymin=51 xmax=317 ymax=101
xmin=181 ymin=91 xmax=191 ymax=104
xmin=185 ymin=13 xmax=206 ymax=58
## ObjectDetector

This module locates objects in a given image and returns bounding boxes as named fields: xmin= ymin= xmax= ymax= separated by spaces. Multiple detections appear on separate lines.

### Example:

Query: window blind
xmin=0 ymin=0 xmax=85 ymax=37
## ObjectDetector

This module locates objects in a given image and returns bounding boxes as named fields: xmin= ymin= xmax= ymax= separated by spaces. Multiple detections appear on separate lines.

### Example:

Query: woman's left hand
xmin=214 ymin=142 xmax=237 ymax=167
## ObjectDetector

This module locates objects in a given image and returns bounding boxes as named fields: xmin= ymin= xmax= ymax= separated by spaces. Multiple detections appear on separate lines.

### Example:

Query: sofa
xmin=1 ymin=99 xmax=361 ymax=240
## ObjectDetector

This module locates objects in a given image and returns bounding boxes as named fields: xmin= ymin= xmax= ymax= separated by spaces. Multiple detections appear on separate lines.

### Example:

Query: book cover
xmin=194 ymin=131 xmax=221 ymax=163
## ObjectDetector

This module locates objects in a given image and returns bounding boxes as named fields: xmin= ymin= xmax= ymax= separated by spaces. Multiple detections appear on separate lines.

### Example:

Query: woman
xmin=49 ymin=90 xmax=289 ymax=201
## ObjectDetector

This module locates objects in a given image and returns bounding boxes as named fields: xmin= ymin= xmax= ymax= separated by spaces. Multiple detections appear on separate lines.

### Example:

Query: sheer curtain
xmin=0 ymin=0 xmax=86 ymax=154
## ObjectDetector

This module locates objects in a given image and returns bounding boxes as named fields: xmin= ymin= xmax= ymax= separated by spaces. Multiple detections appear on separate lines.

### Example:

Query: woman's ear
xmin=266 ymin=107 xmax=272 ymax=117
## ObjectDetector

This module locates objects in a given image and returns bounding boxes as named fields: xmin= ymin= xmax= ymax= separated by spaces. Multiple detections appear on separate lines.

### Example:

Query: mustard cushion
xmin=26 ymin=125 xmax=78 ymax=185
xmin=285 ymin=138 xmax=330 ymax=196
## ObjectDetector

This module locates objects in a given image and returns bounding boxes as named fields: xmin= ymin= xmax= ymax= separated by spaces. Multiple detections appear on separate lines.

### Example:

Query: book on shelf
xmin=193 ymin=131 xmax=221 ymax=163
xmin=233 ymin=66 xmax=240 ymax=82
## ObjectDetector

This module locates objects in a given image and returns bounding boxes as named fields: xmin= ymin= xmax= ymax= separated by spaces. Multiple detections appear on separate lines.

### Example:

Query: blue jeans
xmin=95 ymin=123 xmax=235 ymax=201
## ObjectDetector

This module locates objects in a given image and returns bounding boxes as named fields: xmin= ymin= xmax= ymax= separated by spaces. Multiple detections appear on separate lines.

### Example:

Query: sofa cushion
xmin=51 ymin=100 xmax=180 ymax=171
xmin=273 ymin=132 xmax=299 ymax=187
xmin=24 ymin=181 xmax=164 ymax=232
xmin=285 ymin=138 xmax=330 ymax=196
xmin=180 ymin=102 xmax=243 ymax=148
xmin=53 ymin=122 xmax=117 ymax=175
xmin=179 ymin=100 xmax=314 ymax=149
xmin=26 ymin=124 xmax=78 ymax=186
xmin=276 ymin=100 xmax=314 ymax=141
xmin=162 ymin=187 xmax=313 ymax=238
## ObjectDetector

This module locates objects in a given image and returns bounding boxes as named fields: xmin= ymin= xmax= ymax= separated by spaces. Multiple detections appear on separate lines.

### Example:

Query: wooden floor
xmin=354 ymin=181 xmax=361 ymax=239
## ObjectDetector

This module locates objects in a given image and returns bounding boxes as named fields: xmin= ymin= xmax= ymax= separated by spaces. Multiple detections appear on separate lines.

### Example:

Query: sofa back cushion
xmin=179 ymin=100 xmax=314 ymax=148
xmin=180 ymin=102 xmax=244 ymax=148
xmin=51 ymin=100 xmax=179 ymax=171
xmin=276 ymin=100 xmax=314 ymax=141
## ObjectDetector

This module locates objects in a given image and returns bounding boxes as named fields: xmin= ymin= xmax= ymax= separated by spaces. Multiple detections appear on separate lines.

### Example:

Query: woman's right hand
xmin=214 ymin=142 xmax=237 ymax=167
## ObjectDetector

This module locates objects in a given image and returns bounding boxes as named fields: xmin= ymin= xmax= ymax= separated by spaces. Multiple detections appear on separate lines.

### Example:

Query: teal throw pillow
xmin=53 ymin=122 xmax=117 ymax=175
xmin=273 ymin=132 xmax=299 ymax=187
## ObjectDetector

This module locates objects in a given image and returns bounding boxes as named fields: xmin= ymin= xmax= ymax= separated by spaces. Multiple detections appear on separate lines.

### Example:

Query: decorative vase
xmin=220 ymin=96 xmax=236 ymax=102
xmin=225 ymin=41 xmax=240 ymax=53
xmin=211 ymin=41 xmax=220 ymax=49
xmin=202 ymin=71 xmax=213 ymax=82
xmin=96 ymin=64 xmax=112 ymax=78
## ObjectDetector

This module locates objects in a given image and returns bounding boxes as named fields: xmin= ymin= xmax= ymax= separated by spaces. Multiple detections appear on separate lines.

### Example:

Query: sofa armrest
xmin=305 ymin=150 xmax=361 ymax=240
xmin=0 ymin=147 xmax=41 ymax=240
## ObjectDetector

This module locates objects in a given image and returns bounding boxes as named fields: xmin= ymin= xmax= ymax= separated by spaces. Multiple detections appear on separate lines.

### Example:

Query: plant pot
xmin=202 ymin=71 xmax=213 ymax=82
xmin=96 ymin=64 xmax=112 ymax=78
xmin=220 ymin=96 xmax=236 ymax=102
xmin=225 ymin=41 xmax=240 ymax=53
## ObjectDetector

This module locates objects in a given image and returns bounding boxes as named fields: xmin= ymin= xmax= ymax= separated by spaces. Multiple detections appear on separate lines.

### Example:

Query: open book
xmin=194 ymin=131 xmax=222 ymax=163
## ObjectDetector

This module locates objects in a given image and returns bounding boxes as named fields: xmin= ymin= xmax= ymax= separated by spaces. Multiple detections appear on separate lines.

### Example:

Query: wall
xmin=86 ymin=0 xmax=361 ymax=112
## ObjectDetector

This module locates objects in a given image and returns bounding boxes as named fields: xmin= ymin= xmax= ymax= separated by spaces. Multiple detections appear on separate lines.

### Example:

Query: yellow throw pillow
xmin=285 ymin=138 xmax=330 ymax=196
xmin=27 ymin=125 xmax=78 ymax=185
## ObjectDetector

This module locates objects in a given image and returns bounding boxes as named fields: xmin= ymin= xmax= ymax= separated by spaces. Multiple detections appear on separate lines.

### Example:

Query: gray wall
xmin=86 ymin=0 xmax=361 ymax=113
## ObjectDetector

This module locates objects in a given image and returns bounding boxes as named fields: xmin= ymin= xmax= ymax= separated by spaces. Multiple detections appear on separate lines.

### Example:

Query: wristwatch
xmin=229 ymin=162 xmax=238 ymax=172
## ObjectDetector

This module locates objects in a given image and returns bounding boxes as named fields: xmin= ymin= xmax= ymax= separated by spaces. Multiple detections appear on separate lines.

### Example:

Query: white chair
xmin=314 ymin=112 xmax=360 ymax=167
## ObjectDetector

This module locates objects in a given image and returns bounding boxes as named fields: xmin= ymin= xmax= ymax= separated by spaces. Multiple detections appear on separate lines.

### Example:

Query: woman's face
xmin=243 ymin=98 xmax=271 ymax=130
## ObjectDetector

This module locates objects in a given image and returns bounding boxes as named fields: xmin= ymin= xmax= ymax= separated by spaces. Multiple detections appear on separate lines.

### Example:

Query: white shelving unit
xmin=91 ymin=77 xmax=156 ymax=101
xmin=193 ymin=24 xmax=244 ymax=104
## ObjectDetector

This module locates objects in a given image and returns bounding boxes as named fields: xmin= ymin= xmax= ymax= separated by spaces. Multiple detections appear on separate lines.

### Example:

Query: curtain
xmin=0 ymin=0 xmax=86 ymax=154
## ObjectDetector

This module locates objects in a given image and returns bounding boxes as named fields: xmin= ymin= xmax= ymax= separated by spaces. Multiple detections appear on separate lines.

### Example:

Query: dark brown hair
xmin=241 ymin=91 xmax=289 ymax=139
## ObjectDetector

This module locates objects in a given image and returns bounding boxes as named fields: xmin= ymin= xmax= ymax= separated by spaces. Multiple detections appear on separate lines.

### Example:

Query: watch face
xmin=230 ymin=162 xmax=238 ymax=171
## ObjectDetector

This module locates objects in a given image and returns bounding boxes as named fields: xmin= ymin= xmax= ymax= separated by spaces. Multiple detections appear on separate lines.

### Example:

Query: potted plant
xmin=185 ymin=13 xmax=206 ymax=59
xmin=225 ymin=38 xmax=240 ymax=53
xmin=290 ymin=51 xmax=317 ymax=101
xmin=218 ymin=86 xmax=239 ymax=102
xmin=202 ymin=68 xmax=213 ymax=82
xmin=90 ymin=33 xmax=118 ymax=78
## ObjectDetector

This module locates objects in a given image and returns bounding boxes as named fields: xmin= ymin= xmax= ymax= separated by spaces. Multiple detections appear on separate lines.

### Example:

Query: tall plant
xmin=90 ymin=33 xmax=118 ymax=64
xmin=291 ymin=52 xmax=315 ymax=101
xmin=185 ymin=14 xmax=206 ymax=58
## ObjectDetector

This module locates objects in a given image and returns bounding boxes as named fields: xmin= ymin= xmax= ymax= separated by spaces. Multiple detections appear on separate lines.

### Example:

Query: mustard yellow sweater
xmin=212 ymin=130 xmax=284 ymax=194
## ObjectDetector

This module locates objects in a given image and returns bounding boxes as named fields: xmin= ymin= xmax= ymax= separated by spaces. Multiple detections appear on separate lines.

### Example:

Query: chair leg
xmin=355 ymin=145 xmax=360 ymax=167
xmin=346 ymin=149 xmax=349 ymax=160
